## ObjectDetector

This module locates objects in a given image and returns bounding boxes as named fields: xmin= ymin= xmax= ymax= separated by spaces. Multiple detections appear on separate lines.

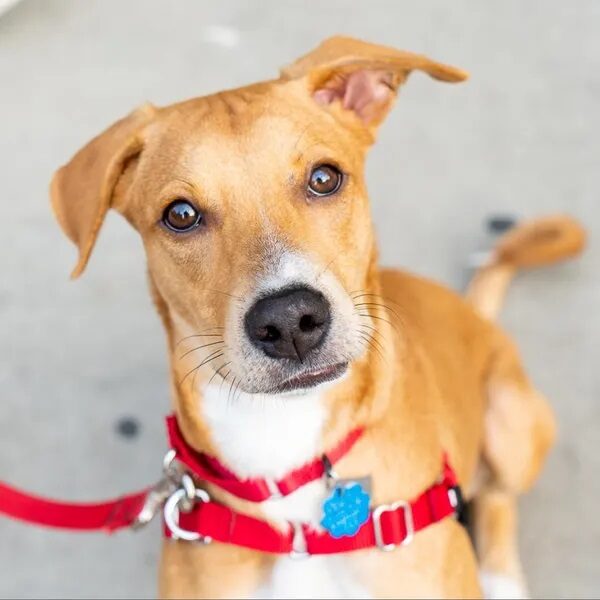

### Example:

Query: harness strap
xmin=166 ymin=415 xmax=364 ymax=502
xmin=165 ymin=467 xmax=459 ymax=554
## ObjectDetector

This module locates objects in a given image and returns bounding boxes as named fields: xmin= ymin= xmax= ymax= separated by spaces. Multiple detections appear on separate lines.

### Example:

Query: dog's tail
xmin=466 ymin=215 xmax=586 ymax=320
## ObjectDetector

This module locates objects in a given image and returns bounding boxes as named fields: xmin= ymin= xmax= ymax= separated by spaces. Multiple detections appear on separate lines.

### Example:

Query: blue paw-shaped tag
xmin=320 ymin=482 xmax=371 ymax=538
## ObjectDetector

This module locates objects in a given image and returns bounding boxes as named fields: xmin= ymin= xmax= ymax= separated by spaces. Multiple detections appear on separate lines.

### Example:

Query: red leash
xmin=0 ymin=417 xmax=364 ymax=533
xmin=0 ymin=414 xmax=463 ymax=555
xmin=0 ymin=482 xmax=148 ymax=532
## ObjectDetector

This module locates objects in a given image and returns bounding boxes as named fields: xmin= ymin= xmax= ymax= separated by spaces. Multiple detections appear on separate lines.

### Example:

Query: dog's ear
xmin=50 ymin=103 xmax=156 ymax=278
xmin=280 ymin=36 xmax=467 ymax=140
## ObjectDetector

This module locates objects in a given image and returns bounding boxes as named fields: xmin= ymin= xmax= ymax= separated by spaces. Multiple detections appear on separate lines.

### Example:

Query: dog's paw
xmin=479 ymin=570 xmax=529 ymax=600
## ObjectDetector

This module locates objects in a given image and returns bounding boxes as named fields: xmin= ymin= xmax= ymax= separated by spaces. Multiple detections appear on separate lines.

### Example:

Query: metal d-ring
xmin=163 ymin=487 xmax=212 ymax=543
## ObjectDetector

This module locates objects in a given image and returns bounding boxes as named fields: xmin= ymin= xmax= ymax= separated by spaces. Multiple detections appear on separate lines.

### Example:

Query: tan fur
xmin=467 ymin=216 xmax=586 ymax=320
xmin=50 ymin=36 xmax=584 ymax=599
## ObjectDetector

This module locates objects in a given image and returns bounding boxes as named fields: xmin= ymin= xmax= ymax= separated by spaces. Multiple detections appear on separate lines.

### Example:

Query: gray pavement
xmin=0 ymin=1 xmax=598 ymax=597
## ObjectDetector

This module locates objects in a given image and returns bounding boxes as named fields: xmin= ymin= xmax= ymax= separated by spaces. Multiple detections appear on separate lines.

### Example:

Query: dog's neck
xmin=150 ymin=250 xmax=396 ymax=480
xmin=199 ymin=381 xmax=335 ymax=480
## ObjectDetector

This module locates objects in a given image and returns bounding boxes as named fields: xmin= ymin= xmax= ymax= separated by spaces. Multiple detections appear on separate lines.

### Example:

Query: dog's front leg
xmin=159 ymin=540 xmax=273 ymax=599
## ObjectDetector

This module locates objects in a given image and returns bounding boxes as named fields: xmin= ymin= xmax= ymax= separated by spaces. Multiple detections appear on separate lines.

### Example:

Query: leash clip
xmin=132 ymin=450 xmax=182 ymax=530
xmin=132 ymin=449 xmax=200 ymax=530
xmin=132 ymin=477 xmax=176 ymax=530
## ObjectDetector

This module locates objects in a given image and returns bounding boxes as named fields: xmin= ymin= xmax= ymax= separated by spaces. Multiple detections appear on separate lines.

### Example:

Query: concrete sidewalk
xmin=0 ymin=1 xmax=598 ymax=597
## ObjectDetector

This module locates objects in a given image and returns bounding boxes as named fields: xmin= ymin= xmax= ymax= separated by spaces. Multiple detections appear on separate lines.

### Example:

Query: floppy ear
xmin=280 ymin=36 xmax=468 ymax=140
xmin=50 ymin=103 xmax=156 ymax=278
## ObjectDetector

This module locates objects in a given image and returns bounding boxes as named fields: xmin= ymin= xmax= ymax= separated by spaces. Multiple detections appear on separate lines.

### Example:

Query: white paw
xmin=479 ymin=570 xmax=529 ymax=600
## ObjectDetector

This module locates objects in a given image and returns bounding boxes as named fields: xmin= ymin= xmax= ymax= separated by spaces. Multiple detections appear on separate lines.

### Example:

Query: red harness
xmin=0 ymin=414 xmax=462 ymax=555
xmin=166 ymin=415 xmax=366 ymax=502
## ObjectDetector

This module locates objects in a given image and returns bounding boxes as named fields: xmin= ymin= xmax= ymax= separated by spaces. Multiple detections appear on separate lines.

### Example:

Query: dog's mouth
xmin=269 ymin=362 xmax=348 ymax=394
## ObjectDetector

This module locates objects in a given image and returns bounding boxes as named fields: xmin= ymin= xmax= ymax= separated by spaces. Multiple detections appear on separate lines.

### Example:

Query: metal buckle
xmin=164 ymin=487 xmax=212 ymax=543
xmin=372 ymin=500 xmax=414 ymax=551
xmin=448 ymin=486 xmax=459 ymax=510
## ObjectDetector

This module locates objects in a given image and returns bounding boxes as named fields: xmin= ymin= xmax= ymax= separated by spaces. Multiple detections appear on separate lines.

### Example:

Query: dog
xmin=50 ymin=36 xmax=585 ymax=599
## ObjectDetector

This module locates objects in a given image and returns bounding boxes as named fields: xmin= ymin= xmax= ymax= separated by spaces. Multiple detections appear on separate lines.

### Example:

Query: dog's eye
xmin=308 ymin=164 xmax=343 ymax=197
xmin=162 ymin=200 xmax=202 ymax=232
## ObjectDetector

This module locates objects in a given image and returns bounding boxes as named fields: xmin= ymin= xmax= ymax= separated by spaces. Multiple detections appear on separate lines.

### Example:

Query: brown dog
xmin=50 ymin=36 xmax=585 ymax=599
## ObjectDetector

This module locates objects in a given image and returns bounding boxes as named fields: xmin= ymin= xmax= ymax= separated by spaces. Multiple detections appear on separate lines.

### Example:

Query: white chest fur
xmin=201 ymin=385 xmax=327 ymax=481
xmin=250 ymin=555 xmax=371 ymax=600
xmin=200 ymin=384 xmax=371 ymax=599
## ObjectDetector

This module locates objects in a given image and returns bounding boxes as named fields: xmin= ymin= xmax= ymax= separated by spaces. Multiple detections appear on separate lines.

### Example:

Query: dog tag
xmin=320 ymin=479 xmax=371 ymax=539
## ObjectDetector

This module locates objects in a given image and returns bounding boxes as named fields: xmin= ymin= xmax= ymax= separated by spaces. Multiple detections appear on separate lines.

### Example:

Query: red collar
xmin=166 ymin=414 xmax=364 ymax=502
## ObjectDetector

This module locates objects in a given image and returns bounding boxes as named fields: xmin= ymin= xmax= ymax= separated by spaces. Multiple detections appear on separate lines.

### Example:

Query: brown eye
xmin=308 ymin=164 xmax=343 ymax=197
xmin=162 ymin=200 xmax=202 ymax=232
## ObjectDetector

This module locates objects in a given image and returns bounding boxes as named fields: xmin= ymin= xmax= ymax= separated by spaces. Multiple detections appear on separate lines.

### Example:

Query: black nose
xmin=245 ymin=287 xmax=331 ymax=361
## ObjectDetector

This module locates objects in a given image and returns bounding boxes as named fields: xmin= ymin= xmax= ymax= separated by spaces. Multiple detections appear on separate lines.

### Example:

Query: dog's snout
xmin=245 ymin=287 xmax=331 ymax=361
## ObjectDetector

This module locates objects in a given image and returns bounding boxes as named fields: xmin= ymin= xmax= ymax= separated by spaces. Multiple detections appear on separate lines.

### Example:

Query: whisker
xmin=206 ymin=361 xmax=231 ymax=388
xmin=178 ymin=340 xmax=225 ymax=360
xmin=180 ymin=349 xmax=225 ymax=386
xmin=357 ymin=323 xmax=391 ymax=351
xmin=353 ymin=302 xmax=402 ymax=321
xmin=227 ymin=376 xmax=237 ymax=406
xmin=219 ymin=368 xmax=232 ymax=401
xmin=191 ymin=351 xmax=225 ymax=390
xmin=199 ymin=288 xmax=243 ymax=302
xmin=359 ymin=328 xmax=386 ymax=355
xmin=179 ymin=334 xmax=224 ymax=341
xmin=295 ymin=137 xmax=328 ymax=162
xmin=176 ymin=327 xmax=225 ymax=347
xmin=293 ymin=123 xmax=312 ymax=153
xmin=316 ymin=257 xmax=336 ymax=282
xmin=357 ymin=322 xmax=380 ymax=335
xmin=179 ymin=340 xmax=225 ymax=360
xmin=192 ymin=347 xmax=228 ymax=391
xmin=351 ymin=292 xmax=402 ymax=308
xmin=191 ymin=361 xmax=201 ymax=392
xmin=357 ymin=312 xmax=400 ymax=334
xmin=357 ymin=312 xmax=397 ymax=327
xmin=232 ymin=377 xmax=244 ymax=404
xmin=358 ymin=331 xmax=387 ymax=365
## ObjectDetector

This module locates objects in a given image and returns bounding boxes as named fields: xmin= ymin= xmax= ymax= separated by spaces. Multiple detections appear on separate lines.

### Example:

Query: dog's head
xmin=51 ymin=37 xmax=466 ymax=396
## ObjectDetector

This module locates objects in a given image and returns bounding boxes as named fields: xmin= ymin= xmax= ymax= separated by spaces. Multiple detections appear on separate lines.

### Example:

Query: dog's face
xmin=133 ymin=92 xmax=375 ymax=394
xmin=51 ymin=37 xmax=466 ymax=396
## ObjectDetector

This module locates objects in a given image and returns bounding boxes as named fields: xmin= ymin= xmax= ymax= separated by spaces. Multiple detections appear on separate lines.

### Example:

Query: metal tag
xmin=320 ymin=479 xmax=372 ymax=539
